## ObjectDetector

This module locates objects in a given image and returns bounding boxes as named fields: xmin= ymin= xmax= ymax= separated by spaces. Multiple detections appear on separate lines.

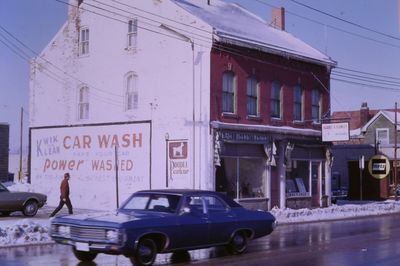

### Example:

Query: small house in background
xmin=331 ymin=102 xmax=400 ymax=200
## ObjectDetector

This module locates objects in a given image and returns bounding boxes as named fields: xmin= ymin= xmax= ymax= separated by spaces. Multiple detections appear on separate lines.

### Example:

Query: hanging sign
xmin=368 ymin=155 xmax=390 ymax=179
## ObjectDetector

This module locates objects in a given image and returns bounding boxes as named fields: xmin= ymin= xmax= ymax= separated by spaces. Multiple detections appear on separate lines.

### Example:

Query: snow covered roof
xmin=361 ymin=110 xmax=400 ymax=133
xmin=175 ymin=0 xmax=336 ymax=67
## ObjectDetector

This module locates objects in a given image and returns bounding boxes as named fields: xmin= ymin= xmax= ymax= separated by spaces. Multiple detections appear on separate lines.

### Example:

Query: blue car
xmin=50 ymin=189 xmax=277 ymax=265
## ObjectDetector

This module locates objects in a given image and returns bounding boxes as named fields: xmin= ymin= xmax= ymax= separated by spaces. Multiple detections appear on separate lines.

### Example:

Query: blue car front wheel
xmin=131 ymin=238 xmax=157 ymax=266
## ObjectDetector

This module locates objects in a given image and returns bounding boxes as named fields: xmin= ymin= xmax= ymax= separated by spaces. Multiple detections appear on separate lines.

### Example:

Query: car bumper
xmin=53 ymin=237 xmax=128 ymax=254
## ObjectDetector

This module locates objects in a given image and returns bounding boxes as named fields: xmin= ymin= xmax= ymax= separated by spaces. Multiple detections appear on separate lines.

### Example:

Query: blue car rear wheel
xmin=227 ymin=231 xmax=248 ymax=254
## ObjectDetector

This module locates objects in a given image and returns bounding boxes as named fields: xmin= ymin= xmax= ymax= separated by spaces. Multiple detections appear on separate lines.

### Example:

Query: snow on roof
xmin=361 ymin=110 xmax=400 ymax=133
xmin=175 ymin=0 xmax=336 ymax=67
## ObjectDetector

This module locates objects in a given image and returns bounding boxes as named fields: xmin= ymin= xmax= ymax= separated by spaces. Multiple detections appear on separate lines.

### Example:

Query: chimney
xmin=360 ymin=102 xmax=370 ymax=127
xmin=271 ymin=7 xmax=285 ymax=31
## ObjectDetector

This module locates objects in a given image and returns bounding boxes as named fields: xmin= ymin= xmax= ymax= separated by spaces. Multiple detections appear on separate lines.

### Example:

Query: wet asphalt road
xmin=2 ymin=213 xmax=400 ymax=266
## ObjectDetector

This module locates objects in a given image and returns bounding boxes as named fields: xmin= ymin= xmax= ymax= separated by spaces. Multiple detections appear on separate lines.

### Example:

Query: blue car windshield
xmin=121 ymin=194 xmax=181 ymax=213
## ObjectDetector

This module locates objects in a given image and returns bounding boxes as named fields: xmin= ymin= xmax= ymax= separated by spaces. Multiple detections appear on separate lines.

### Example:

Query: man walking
xmin=50 ymin=172 xmax=73 ymax=217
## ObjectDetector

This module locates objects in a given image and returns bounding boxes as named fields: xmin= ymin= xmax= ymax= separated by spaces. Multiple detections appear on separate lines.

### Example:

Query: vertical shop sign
xmin=167 ymin=140 xmax=189 ymax=183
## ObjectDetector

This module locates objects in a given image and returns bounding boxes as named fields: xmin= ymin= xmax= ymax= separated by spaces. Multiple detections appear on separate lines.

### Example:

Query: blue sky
xmin=1 ymin=0 xmax=400 ymax=151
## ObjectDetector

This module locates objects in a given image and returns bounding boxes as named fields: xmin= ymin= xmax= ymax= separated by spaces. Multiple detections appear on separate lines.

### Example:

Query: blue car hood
xmin=56 ymin=210 xmax=173 ymax=226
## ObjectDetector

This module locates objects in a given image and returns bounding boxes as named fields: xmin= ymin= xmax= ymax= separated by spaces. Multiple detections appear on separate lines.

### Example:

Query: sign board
xmin=368 ymin=155 xmax=390 ymax=179
xmin=167 ymin=139 xmax=190 ymax=186
xmin=30 ymin=122 xmax=151 ymax=209
xmin=322 ymin=122 xmax=350 ymax=142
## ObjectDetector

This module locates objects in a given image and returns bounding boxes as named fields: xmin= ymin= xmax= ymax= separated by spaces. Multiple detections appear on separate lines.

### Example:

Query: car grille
xmin=70 ymin=226 xmax=107 ymax=241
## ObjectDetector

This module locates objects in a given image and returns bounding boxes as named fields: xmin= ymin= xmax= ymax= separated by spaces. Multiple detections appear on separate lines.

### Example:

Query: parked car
xmin=331 ymin=186 xmax=348 ymax=204
xmin=50 ymin=189 xmax=277 ymax=265
xmin=0 ymin=181 xmax=47 ymax=217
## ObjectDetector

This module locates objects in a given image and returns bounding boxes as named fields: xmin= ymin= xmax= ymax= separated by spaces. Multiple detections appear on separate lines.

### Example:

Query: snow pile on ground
xmin=270 ymin=200 xmax=400 ymax=224
xmin=0 ymin=219 xmax=52 ymax=247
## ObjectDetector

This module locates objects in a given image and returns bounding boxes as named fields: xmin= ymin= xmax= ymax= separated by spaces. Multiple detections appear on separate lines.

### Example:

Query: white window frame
xmin=271 ymin=80 xmax=282 ymax=119
xmin=127 ymin=18 xmax=138 ymax=51
xmin=78 ymin=86 xmax=89 ymax=120
xmin=79 ymin=27 xmax=89 ymax=56
xmin=311 ymin=89 xmax=321 ymax=123
xmin=246 ymin=76 xmax=259 ymax=117
xmin=124 ymin=72 xmax=138 ymax=111
xmin=376 ymin=128 xmax=389 ymax=145
xmin=293 ymin=85 xmax=303 ymax=122
xmin=222 ymin=71 xmax=236 ymax=114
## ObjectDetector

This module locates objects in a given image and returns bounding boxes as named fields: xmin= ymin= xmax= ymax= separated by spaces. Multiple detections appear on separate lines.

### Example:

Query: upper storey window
xmin=125 ymin=72 xmax=138 ymax=111
xmin=78 ymin=86 xmax=89 ymax=120
xmin=222 ymin=71 xmax=236 ymax=114
xmin=247 ymin=76 xmax=259 ymax=117
xmin=127 ymin=19 xmax=138 ymax=50
xmin=311 ymin=89 xmax=321 ymax=123
xmin=79 ymin=27 xmax=89 ymax=56
xmin=271 ymin=80 xmax=282 ymax=119
xmin=293 ymin=85 xmax=303 ymax=121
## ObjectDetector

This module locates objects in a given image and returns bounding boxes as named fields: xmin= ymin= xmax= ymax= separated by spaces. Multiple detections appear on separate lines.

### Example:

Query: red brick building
xmin=208 ymin=8 xmax=336 ymax=209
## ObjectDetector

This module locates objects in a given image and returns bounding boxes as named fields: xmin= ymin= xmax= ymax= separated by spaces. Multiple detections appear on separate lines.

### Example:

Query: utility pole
xmin=395 ymin=102 xmax=398 ymax=200
xmin=115 ymin=145 xmax=119 ymax=208
xmin=19 ymin=107 xmax=23 ymax=182
xmin=359 ymin=155 xmax=364 ymax=201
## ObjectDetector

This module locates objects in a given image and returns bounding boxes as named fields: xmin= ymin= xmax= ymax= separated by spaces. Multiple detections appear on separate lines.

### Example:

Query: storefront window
xmin=216 ymin=158 xmax=266 ymax=199
xmin=286 ymin=160 xmax=311 ymax=197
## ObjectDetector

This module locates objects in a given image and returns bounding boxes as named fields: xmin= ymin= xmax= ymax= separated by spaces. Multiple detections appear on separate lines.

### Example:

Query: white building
xmin=30 ymin=0 xmax=213 ymax=209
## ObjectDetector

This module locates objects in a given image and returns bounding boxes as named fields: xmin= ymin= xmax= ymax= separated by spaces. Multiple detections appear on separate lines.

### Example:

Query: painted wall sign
xmin=30 ymin=122 xmax=151 ymax=209
xmin=167 ymin=140 xmax=190 ymax=184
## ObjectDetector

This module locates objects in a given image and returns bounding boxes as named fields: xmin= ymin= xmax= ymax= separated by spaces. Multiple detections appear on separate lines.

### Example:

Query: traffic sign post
xmin=359 ymin=156 xmax=364 ymax=201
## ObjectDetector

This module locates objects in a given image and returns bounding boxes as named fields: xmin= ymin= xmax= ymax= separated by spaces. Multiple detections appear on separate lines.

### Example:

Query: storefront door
xmin=311 ymin=162 xmax=321 ymax=206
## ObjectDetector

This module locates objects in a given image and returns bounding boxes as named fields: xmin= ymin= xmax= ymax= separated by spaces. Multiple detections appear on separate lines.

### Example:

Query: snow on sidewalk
xmin=270 ymin=200 xmax=400 ymax=224
xmin=2 ymin=200 xmax=400 ymax=247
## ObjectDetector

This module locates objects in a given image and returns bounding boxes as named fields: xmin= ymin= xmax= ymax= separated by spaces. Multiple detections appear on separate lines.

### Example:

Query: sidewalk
xmin=0 ymin=205 xmax=98 ymax=222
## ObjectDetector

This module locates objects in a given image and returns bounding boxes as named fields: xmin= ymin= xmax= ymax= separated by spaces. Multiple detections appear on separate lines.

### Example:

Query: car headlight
xmin=58 ymin=225 xmax=70 ymax=236
xmin=106 ymin=229 xmax=119 ymax=242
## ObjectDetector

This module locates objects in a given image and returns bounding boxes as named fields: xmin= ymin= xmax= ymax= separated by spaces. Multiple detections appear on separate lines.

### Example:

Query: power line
xmin=331 ymin=77 xmax=400 ymax=92
xmin=332 ymin=72 xmax=400 ymax=89
xmin=336 ymin=66 xmax=400 ymax=81
xmin=252 ymin=0 xmax=400 ymax=49
xmin=289 ymin=0 xmax=400 ymax=42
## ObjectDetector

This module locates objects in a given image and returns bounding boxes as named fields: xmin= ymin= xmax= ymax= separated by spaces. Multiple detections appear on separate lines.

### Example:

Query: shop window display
xmin=286 ymin=160 xmax=311 ymax=197
xmin=216 ymin=158 xmax=266 ymax=199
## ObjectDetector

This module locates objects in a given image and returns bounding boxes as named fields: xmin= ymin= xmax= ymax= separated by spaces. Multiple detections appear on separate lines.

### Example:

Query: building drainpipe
xmin=325 ymin=148 xmax=333 ymax=207
xmin=266 ymin=164 xmax=272 ymax=210
xmin=278 ymin=141 xmax=286 ymax=209
xmin=191 ymin=40 xmax=196 ymax=189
